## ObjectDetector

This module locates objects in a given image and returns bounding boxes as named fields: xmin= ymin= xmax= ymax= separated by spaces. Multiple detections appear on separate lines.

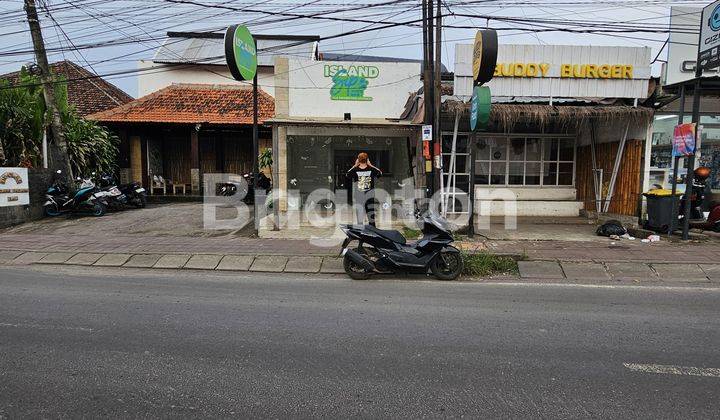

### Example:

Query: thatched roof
xmin=442 ymin=98 xmax=654 ymax=129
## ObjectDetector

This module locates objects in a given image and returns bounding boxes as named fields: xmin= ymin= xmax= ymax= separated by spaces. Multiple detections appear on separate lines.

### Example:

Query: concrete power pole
xmin=23 ymin=0 xmax=73 ymax=179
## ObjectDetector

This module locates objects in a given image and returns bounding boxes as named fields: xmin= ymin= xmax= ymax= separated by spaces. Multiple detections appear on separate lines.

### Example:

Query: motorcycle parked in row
xmin=339 ymin=214 xmax=464 ymax=280
xmin=97 ymin=174 xmax=147 ymax=209
xmin=44 ymin=170 xmax=110 ymax=217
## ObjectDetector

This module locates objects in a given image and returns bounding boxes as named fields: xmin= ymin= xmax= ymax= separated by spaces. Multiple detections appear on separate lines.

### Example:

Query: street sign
xmin=471 ymin=29 xmax=498 ymax=86
xmin=698 ymin=0 xmax=720 ymax=72
xmin=470 ymin=86 xmax=491 ymax=131
xmin=422 ymin=124 xmax=432 ymax=141
xmin=0 ymin=167 xmax=29 ymax=207
xmin=224 ymin=25 xmax=257 ymax=81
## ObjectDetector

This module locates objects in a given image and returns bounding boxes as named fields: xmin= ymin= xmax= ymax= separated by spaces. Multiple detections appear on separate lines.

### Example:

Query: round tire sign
xmin=225 ymin=25 xmax=257 ymax=81
xmin=472 ymin=29 xmax=498 ymax=86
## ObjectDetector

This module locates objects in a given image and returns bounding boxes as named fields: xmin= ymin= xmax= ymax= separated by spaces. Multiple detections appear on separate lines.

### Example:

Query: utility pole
xmin=433 ymin=0 xmax=442 ymax=194
xmin=426 ymin=0 xmax=435 ymax=196
xmin=24 ymin=0 xmax=72 ymax=179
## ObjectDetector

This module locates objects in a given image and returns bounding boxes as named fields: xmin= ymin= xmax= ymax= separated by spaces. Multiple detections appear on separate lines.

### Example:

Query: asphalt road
xmin=1 ymin=267 xmax=719 ymax=418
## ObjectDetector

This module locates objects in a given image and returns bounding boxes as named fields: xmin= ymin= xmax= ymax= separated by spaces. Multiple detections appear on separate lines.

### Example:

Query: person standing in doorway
xmin=347 ymin=152 xmax=382 ymax=226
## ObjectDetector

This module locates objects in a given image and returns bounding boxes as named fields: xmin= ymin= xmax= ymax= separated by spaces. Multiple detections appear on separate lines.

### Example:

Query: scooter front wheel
xmin=343 ymin=255 xmax=371 ymax=280
xmin=430 ymin=250 xmax=464 ymax=281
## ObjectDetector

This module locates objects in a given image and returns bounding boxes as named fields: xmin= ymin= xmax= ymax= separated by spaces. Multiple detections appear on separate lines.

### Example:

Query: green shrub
xmin=462 ymin=252 xmax=519 ymax=277
xmin=402 ymin=227 xmax=422 ymax=239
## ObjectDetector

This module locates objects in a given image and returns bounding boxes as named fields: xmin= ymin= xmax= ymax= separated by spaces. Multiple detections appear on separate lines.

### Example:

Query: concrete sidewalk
xmin=0 ymin=249 xmax=346 ymax=274
xmin=517 ymin=260 xmax=720 ymax=283
xmin=2 ymin=232 xmax=720 ymax=283
xmin=3 ymin=232 xmax=720 ymax=262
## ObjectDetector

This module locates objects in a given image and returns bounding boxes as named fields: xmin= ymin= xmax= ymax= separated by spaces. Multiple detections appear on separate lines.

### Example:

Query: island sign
xmin=225 ymin=25 xmax=257 ymax=81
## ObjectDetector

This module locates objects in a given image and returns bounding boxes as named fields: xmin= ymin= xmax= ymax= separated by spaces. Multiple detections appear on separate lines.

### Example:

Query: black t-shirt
xmin=347 ymin=166 xmax=382 ymax=192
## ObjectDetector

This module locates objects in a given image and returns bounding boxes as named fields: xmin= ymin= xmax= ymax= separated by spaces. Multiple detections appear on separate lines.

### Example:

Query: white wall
xmin=286 ymin=59 xmax=421 ymax=119
xmin=137 ymin=60 xmax=275 ymax=98
xmin=664 ymin=7 xmax=720 ymax=85
xmin=577 ymin=120 xmax=648 ymax=147
xmin=455 ymin=44 xmax=652 ymax=100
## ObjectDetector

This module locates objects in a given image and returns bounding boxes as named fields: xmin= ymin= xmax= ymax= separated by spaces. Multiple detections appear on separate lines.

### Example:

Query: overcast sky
xmin=0 ymin=0 xmax=710 ymax=97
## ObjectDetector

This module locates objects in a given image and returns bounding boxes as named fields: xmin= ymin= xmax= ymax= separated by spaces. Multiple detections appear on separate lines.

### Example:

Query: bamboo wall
xmin=576 ymin=139 xmax=643 ymax=216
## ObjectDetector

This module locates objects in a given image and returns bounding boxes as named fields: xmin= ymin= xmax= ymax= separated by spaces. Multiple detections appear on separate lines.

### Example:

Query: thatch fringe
xmin=443 ymin=100 xmax=654 ymax=130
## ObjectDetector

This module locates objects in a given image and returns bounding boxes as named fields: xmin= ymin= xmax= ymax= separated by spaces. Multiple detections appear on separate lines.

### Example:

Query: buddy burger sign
xmin=493 ymin=62 xmax=635 ymax=79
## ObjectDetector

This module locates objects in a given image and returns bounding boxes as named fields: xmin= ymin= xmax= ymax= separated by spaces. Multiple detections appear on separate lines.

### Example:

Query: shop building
xmin=645 ymin=7 xmax=720 ymax=193
xmin=267 ymin=56 xmax=423 ymax=230
xmin=89 ymin=32 xmax=317 ymax=194
xmin=88 ymin=84 xmax=274 ymax=194
xmin=439 ymin=43 xmax=653 ymax=219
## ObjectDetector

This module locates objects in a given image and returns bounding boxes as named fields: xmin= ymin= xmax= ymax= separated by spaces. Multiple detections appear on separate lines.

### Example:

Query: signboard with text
xmin=0 ymin=167 xmax=29 ymax=207
xmin=673 ymin=123 xmax=698 ymax=157
xmin=224 ymin=25 xmax=257 ymax=81
xmin=287 ymin=60 xmax=421 ymax=119
xmin=454 ymin=44 xmax=652 ymax=99
xmin=699 ymin=0 xmax=720 ymax=72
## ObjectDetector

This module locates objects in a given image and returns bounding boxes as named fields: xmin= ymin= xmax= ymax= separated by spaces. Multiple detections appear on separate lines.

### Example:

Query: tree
xmin=0 ymin=67 xmax=119 ymax=176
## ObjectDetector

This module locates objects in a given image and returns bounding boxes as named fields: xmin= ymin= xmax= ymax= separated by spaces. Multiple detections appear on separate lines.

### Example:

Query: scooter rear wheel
xmin=92 ymin=202 xmax=107 ymax=217
xmin=44 ymin=203 xmax=60 ymax=217
xmin=134 ymin=194 xmax=147 ymax=208
xmin=430 ymin=250 xmax=464 ymax=281
xmin=343 ymin=255 xmax=371 ymax=280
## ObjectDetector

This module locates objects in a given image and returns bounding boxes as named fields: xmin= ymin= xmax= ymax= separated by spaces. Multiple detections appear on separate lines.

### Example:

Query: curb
xmin=1 ymin=250 xmax=345 ymax=275
xmin=2 ymin=250 xmax=720 ymax=285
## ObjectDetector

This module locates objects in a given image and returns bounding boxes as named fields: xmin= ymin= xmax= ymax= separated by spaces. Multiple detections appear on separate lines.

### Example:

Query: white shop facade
xmin=646 ymin=7 xmax=720 ymax=193
xmin=448 ymin=43 xmax=653 ymax=218
xmin=267 ymin=57 xmax=423 ymax=231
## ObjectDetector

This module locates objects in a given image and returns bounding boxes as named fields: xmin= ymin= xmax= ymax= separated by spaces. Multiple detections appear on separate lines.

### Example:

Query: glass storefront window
xmin=474 ymin=136 xmax=575 ymax=187
xmin=508 ymin=162 xmax=524 ymax=185
xmin=490 ymin=162 xmax=506 ymax=185
xmin=650 ymin=113 xmax=720 ymax=190
xmin=526 ymin=162 xmax=541 ymax=185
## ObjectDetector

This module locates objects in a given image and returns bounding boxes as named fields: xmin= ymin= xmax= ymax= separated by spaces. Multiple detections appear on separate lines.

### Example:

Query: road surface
xmin=1 ymin=266 xmax=719 ymax=418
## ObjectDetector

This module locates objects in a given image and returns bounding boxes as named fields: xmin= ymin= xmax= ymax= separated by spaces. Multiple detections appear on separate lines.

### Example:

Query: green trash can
xmin=643 ymin=190 xmax=681 ymax=232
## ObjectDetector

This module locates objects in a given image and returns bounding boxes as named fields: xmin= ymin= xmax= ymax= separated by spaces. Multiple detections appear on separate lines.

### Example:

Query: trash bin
xmin=644 ymin=189 xmax=681 ymax=232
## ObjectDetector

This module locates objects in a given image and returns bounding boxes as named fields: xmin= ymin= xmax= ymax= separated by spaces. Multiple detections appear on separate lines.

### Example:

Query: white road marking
xmin=623 ymin=363 xmax=720 ymax=378
xmin=0 ymin=322 xmax=93 ymax=332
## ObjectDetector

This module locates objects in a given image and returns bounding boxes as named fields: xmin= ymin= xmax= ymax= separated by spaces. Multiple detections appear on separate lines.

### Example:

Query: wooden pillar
xmin=140 ymin=136 xmax=149 ymax=189
xmin=129 ymin=135 xmax=142 ymax=185
xmin=190 ymin=126 xmax=200 ymax=194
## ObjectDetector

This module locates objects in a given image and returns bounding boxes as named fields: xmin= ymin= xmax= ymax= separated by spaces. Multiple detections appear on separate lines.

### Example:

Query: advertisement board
xmin=672 ymin=123 xmax=698 ymax=157
xmin=698 ymin=0 xmax=720 ymax=72
xmin=0 ymin=167 xmax=30 ymax=207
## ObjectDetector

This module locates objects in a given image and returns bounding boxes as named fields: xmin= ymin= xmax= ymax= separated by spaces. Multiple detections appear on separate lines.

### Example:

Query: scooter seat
xmin=366 ymin=225 xmax=406 ymax=245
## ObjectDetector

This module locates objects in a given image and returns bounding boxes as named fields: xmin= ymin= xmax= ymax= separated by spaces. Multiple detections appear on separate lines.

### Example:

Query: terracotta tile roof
xmin=0 ymin=60 xmax=133 ymax=117
xmin=86 ymin=83 xmax=275 ymax=125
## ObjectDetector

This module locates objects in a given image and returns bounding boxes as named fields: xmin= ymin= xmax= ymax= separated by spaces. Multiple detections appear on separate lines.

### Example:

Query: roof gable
xmin=86 ymin=83 xmax=274 ymax=125
xmin=0 ymin=61 xmax=133 ymax=116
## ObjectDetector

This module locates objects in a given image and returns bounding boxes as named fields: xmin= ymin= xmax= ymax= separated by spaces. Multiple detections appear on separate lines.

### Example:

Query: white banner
xmin=0 ymin=167 xmax=30 ymax=207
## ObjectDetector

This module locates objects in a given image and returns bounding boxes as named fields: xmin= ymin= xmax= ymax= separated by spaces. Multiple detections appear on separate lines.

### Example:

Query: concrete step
xmin=475 ymin=200 xmax=583 ymax=217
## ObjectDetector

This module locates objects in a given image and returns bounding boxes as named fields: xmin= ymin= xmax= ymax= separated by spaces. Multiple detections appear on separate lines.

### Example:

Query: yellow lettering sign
xmin=493 ymin=63 xmax=635 ymax=79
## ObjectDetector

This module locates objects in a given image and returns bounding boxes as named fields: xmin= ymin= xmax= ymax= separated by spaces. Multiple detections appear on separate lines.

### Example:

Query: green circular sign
xmin=225 ymin=25 xmax=257 ymax=81
xmin=470 ymin=86 xmax=491 ymax=132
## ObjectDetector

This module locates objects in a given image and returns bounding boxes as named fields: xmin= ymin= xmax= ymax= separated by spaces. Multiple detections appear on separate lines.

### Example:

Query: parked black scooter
xmin=339 ymin=214 xmax=463 ymax=280
xmin=98 ymin=174 xmax=147 ymax=209
xmin=44 ymin=170 xmax=109 ymax=217
xmin=96 ymin=174 xmax=127 ymax=210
